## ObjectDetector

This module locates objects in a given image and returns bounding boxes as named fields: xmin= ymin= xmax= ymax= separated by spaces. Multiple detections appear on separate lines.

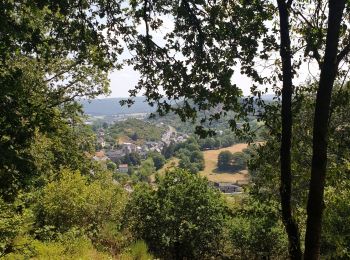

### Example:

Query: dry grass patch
xmin=149 ymin=158 xmax=179 ymax=182
xmin=200 ymin=143 xmax=250 ymax=184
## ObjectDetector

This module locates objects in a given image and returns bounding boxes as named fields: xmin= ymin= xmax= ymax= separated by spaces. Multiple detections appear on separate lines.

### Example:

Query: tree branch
xmin=336 ymin=37 xmax=350 ymax=64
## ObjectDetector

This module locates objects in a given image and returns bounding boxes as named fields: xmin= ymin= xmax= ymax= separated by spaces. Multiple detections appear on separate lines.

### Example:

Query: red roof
xmin=95 ymin=151 xmax=105 ymax=158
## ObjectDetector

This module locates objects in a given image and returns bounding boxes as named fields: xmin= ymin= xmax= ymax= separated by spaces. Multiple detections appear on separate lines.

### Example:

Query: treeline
xmin=162 ymin=137 xmax=205 ymax=174
xmin=197 ymin=130 xmax=237 ymax=150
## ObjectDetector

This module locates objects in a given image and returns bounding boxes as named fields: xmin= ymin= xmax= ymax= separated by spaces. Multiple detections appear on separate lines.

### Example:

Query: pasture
xmin=199 ymin=143 xmax=250 ymax=184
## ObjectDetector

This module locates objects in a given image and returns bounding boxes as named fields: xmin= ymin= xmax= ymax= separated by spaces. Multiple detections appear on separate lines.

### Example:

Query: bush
xmin=34 ymin=169 xmax=127 ymax=249
xmin=218 ymin=151 xmax=246 ymax=171
xmin=217 ymin=151 xmax=234 ymax=171
xmin=125 ymin=169 xmax=227 ymax=259
xmin=120 ymin=240 xmax=153 ymax=260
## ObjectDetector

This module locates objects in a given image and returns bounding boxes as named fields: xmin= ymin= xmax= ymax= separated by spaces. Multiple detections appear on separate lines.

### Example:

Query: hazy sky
xmin=107 ymin=14 xmax=256 ymax=98
xmin=108 ymin=65 xmax=254 ymax=98
xmin=106 ymin=13 xmax=316 ymax=99
xmin=107 ymin=56 xmax=317 ymax=98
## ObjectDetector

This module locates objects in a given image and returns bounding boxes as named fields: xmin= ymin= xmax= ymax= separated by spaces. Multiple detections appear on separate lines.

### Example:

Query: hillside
xmin=107 ymin=118 xmax=167 ymax=144
xmin=80 ymin=95 xmax=275 ymax=116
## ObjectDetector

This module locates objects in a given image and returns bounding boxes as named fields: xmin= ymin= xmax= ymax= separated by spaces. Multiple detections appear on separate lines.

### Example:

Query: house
xmin=213 ymin=182 xmax=242 ymax=194
xmin=106 ymin=149 xmax=125 ymax=162
xmin=93 ymin=150 xmax=108 ymax=161
xmin=121 ymin=142 xmax=137 ymax=153
xmin=118 ymin=164 xmax=129 ymax=173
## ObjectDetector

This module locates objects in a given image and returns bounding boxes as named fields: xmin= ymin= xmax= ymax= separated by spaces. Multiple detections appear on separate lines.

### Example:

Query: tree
xmin=217 ymin=151 xmax=234 ymax=171
xmin=113 ymin=1 xmax=350 ymax=257
xmin=162 ymin=142 xmax=176 ymax=159
xmin=35 ymin=169 xmax=126 ymax=239
xmin=125 ymin=169 xmax=227 ymax=259
xmin=248 ymin=84 xmax=350 ymax=258
xmin=107 ymin=162 xmax=117 ymax=172
xmin=148 ymin=152 xmax=166 ymax=170
xmin=131 ymin=132 xmax=139 ymax=141
xmin=132 ymin=158 xmax=156 ymax=182
xmin=228 ymin=198 xmax=288 ymax=259
xmin=232 ymin=152 xmax=247 ymax=171
xmin=123 ymin=152 xmax=141 ymax=166
xmin=0 ymin=0 xmax=121 ymax=200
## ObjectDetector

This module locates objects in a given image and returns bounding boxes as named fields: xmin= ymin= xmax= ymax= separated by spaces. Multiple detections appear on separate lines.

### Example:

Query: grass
xmin=199 ymin=143 xmax=250 ymax=184
xmin=149 ymin=157 xmax=179 ymax=182
xmin=150 ymin=143 xmax=251 ymax=184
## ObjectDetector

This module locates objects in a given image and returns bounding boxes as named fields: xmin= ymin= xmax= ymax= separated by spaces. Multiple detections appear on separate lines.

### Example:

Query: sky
xmin=109 ymin=66 xmax=140 ymax=98
xmin=108 ymin=65 xmax=254 ymax=98
xmin=106 ymin=14 xmax=257 ymax=98
xmin=105 ymin=13 xmax=317 ymax=99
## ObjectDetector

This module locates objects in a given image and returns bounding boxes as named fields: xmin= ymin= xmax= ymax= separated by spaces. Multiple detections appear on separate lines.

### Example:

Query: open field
xmin=199 ymin=143 xmax=250 ymax=184
xmin=150 ymin=143 xmax=251 ymax=184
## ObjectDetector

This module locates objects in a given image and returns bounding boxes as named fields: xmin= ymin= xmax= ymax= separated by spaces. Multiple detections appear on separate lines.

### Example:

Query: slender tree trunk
xmin=276 ymin=1 xmax=302 ymax=259
xmin=304 ymin=1 xmax=346 ymax=259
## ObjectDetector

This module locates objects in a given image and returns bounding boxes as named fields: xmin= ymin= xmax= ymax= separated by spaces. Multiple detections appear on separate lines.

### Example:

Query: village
xmin=89 ymin=119 xmax=247 ymax=196
xmin=92 ymin=123 xmax=189 ymax=174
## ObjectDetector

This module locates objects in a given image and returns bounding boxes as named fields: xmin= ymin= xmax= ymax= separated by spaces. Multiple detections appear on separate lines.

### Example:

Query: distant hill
xmin=80 ymin=94 xmax=276 ymax=116
xmin=80 ymin=97 xmax=156 ymax=115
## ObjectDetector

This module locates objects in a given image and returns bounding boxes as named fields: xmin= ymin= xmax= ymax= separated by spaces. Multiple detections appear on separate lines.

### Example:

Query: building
xmin=93 ymin=151 xmax=108 ymax=162
xmin=118 ymin=164 xmax=129 ymax=173
xmin=121 ymin=143 xmax=137 ymax=153
xmin=106 ymin=149 xmax=125 ymax=162
xmin=213 ymin=182 xmax=242 ymax=194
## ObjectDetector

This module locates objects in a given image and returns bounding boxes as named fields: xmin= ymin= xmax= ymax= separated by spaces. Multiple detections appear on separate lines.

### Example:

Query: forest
xmin=1 ymin=0 xmax=350 ymax=259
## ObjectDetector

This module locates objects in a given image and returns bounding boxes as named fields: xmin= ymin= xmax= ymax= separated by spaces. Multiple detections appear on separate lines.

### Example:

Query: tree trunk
xmin=304 ymin=1 xmax=346 ymax=259
xmin=276 ymin=1 xmax=302 ymax=259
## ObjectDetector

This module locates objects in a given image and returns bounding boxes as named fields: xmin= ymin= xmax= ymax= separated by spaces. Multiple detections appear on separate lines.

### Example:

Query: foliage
xmin=3 ymin=230 xmax=112 ymax=260
xmin=217 ymin=151 xmax=234 ymax=171
xmin=248 ymin=84 xmax=350 ymax=257
xmin=231 ymin=152 xmax=247 ymax=170
xmin=107 ymin=161 xmax=117 ymax=172
xmin=123 ymin=152 xmax=142 ymax=166
xmin=321 ymin=164 xmax=350 ymax=258
xmin=132 ymin=159 xmax=156 ymax=183
xmin=227 ymin=198 xmax=288 ymax=259
xmin=120 ymin=240 xmax=153 ymax=260
xmin=34 ymin=169 xmax=127 ymax=244
xmin=147 ymin=152 xmax=166 ymax=170
xmin=0 ymin=196 xmax=34 ymax=257
xmin=0 ymin=0 xmax=121 ymax=200
xmin=107 ymin=118 xmax=167 ymax=145
xmin=125 ymin=169 xmax=227 ymax=259
xmin=175 ymin=138 xmax=205 ymax=174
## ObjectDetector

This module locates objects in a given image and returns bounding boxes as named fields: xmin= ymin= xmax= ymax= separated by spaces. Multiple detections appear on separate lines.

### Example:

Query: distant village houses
xmin=118 ymin=164 xmax=129 ymax=173
xmin=92 ymin=151 xmax=108 ymax=162
xmin=213 ymin=182 xmax=242 ymax=194
xmin=92 ymin=125 xmax=189 ymax=166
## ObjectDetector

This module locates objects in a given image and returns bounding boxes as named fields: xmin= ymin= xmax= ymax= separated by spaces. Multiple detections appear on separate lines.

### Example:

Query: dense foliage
xmin=1 ymin=0 xmax=350 ymax=259
xmin=105 ymin=118 xmax=167 ymax=146
xmin=125 ymin=169 xmax=227 ymax=259
xmin=175 ymin=138 xmax=205 ymax=174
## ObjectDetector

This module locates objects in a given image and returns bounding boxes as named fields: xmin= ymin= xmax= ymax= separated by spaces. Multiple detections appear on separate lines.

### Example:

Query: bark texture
xmin=304 ymin=1 xmax=346 ymax=259
xmin=276 ymin=1 xmax=302 ymax=259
